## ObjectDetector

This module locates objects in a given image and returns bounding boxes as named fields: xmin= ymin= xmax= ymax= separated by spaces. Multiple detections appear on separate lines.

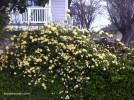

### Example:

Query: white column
xmin=65 ymin=0 xmax=69 ymax=19
xmin=49 ymin=0 xmax=52 ymax=21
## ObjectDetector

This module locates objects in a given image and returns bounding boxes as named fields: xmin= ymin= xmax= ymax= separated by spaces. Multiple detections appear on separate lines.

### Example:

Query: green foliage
xmin=0 ymin=0 xmax=49 ymax=12
xmin=0 ymin=13 xmax=9 ymax=31
xmin=0 ymin=24 xmax=134 ymax=99
xmin=0 ymin=71 xmax=30 ymax=100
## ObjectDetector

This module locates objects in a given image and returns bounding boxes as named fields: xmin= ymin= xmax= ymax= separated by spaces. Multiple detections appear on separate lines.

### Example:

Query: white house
xmin=9 ymin=0 xmax=69 ymax=25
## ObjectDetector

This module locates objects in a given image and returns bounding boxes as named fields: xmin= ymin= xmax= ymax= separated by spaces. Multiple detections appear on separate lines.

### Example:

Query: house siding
xmin=51 ymin=0 xmax=68 ymax=22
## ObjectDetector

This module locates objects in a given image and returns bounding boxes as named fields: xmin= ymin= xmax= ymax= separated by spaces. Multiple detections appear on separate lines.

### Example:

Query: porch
xmin=9 ymin=6 xmax=51 ymax=24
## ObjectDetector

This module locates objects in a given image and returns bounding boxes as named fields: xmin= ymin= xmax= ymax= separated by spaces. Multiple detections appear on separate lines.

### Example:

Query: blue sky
xmin=91 ymin=11 xmax=110 ymax=30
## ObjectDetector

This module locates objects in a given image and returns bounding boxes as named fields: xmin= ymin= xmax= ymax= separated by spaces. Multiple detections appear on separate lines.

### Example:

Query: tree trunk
xmin=121 ymin=30 xmax=133 ymax=46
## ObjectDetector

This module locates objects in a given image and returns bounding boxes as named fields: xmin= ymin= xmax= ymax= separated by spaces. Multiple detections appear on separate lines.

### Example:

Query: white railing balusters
xmin=9 ymin=7 xmax=50 ymax=24
xmin=44 ymin=11 xmax=48 ymax=21
xmin=37 ymin=9 xmax=39 ymax=22
xmin=28 ymin=8 xmax=31 ymax=22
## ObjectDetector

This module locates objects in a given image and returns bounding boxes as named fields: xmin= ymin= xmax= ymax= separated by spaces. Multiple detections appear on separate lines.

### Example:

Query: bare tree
xmin=105 ymin=0 xmax=134 ymax=45
xmin=68 ymin=0 xmax=72 ymax=8
xmin=71 ymin=0 xmax=102 ymax=29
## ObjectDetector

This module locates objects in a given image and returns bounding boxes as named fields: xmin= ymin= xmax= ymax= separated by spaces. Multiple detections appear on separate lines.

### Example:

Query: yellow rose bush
xmin=90 ymin=30 xmax=134 ymax=67
xmin=90 ymin=30 xmax=131 ymax=54
xmin=0 ymin=24 xmax=133 ymax=99
xmin=86 ymin=30 xmax=134 ymax=99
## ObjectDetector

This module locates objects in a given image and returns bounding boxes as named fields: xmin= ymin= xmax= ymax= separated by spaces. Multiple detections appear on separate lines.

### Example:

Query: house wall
xmin=51 ymin=0 xmax=68 ymax=22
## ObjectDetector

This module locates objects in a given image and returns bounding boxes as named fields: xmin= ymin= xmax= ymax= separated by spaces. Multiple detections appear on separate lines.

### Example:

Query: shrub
xmin=0 ymin=24 xmax=118 ymax=99
xmin=87 ymin=30 xmax=134 ymax=99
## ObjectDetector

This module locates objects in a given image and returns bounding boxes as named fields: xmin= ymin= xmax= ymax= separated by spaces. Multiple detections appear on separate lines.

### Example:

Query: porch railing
xmin=9 ymin=7 xmax=51 ymax=24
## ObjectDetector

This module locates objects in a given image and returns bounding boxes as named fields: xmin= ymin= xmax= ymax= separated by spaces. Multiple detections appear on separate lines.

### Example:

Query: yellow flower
xmin=30 ymin=36 xmax=33 ymax=39
xmin=23 ymin=28 xmax=29 ymax=31
xmin=28 ymin=83 xmax=31 ymax=85
xmin=44 ymin=56 xmax=48 ymax=60
xmin=23 ymin=50 xmax=26 ymax=52
xmin=36 ymin=58 xmax=42 ymax=63
xmin=98 ymin=54 xmax=103 ymax=59
xmin=5 ymin=26 xmax=11 ymax=30
xmin=14 ymin=72 xmax=17 ymax=75
xmin=22 ymin=41 xmax=27 ymax=45
xmin=86 ymin=77 xmax=90 ymax=80
xmin=66 ymin=9 xmax=70 ymax=13
xmin=46 ymin=25 xmax=51 ymax=29
xmin=32 ymin=28 xmax=38 ymax=31
xmin=10 ymin=37 xmax=14 ymax=41
xmin=93 ymin=48 xmax=97 ymax=52
xmin=23 ymin=61 xmax=30 ymax=66
xmin=41 ymin=83 xmax=47 ymax=89
xmin=51 ymin=27 xmax=57 ymax=31
xmin=65 ymin=95 xmax=70 ymax=100
xmin=67 ymin=44 xmax=75 ymax=50
xmin=22 ymin=32 xmax=28 ymax=38
xmin=103 ymin=67 xmax=106 ymax=71
xmin=93 ymin=29 xmax=99 ymax=33
xmin=63 ymin=28 xmax=66 ymax=31
xmin=28 ymin=75 xmax=32 ymax=77
xmin=73 ymin=30 xmax=77 ymax=35
xmin=51 ymin=80 xmax=54 ymax=83
xmin=74 ymin=84 xmax=79 ymax=89
xmin=17 ymin=38 xmax=20 ymax=41
xmin=66 ymin=14 xmax=71 ymax=19
xmin=105 ymin=32 xmax=109 ymax=35
xmin=99 ymin=31 xmax=104 ymax=35
xmin=82 ymin=48 xmax=87 ymax=53
xmin=108 ymin=34 xmax=113 ymax=38
xmin=6 ymin=46 xmax=9 ymax=50
xmin=48 ymin=66 xmax=53 ymax=70
xmin=82 ymin=35 xmax=86 ymax=38
xmin=10 ymin=52 xmax=13 ymax=55
xmin=48 ymin=30 xmax=52 ymax=34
